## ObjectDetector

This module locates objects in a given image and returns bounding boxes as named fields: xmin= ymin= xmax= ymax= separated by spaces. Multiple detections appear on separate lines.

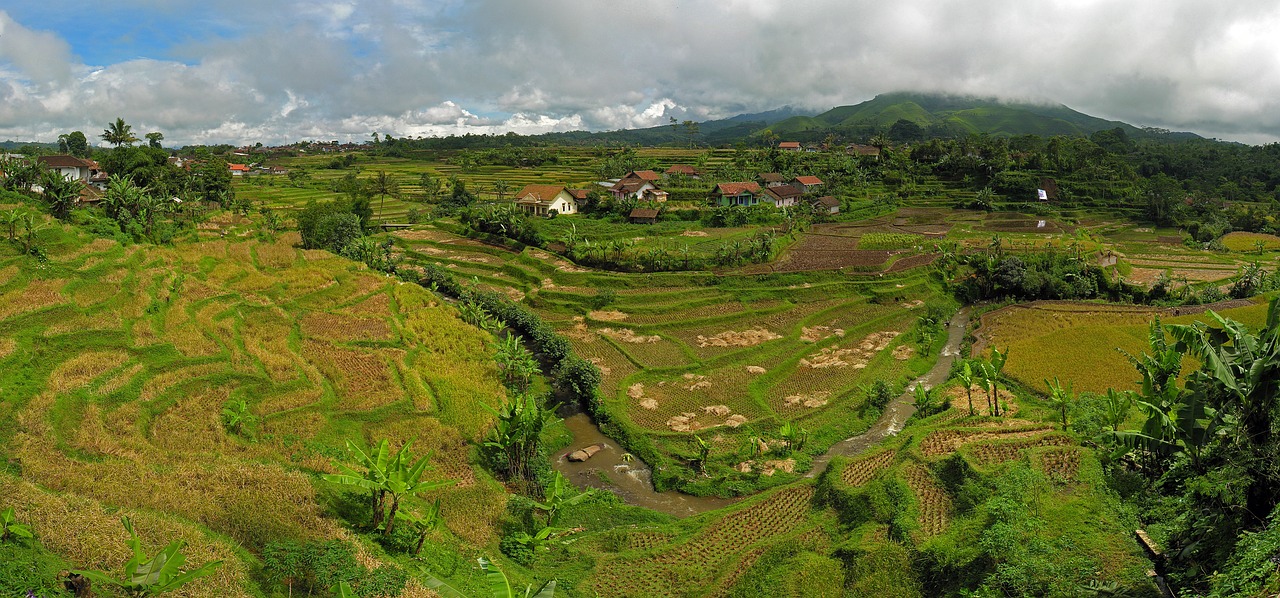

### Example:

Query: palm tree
xmin=369 ymin=170 xmax=399 ymax=222
xmin=420 ymin=173 xmax=442 ymax=202
xmin=101 ymin=117 xmax=139 ymax=147
xmin=493 ymin=179 xmax=511 ymax=202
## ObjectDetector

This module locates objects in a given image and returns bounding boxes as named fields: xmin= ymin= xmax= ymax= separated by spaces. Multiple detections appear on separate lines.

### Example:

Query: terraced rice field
xmin=392 ymin=221 xmax=943 ymax=488
xmin=0 ymin=218 xmax=511 ymax=596
xmin=974 ymin=299 xmax=1270 ymax=393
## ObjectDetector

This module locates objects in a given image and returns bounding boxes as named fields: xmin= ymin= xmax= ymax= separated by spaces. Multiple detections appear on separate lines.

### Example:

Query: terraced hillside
xmin=0 ymin=211 xmax=510 ymax=596
xmin=392 ymin=222 xmax=956 ymax=494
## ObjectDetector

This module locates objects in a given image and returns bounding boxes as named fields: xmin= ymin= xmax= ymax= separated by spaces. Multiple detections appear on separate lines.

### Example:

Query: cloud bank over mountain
xmin=3 ymin=0 xmax=1280 ymax=145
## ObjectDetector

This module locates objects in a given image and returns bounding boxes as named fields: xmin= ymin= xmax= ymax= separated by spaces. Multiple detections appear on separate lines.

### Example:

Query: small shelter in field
xmin=665 ymin=164 xmax=703 ymax=179
xmin=628 ymin=208 xmax=659 ymax=224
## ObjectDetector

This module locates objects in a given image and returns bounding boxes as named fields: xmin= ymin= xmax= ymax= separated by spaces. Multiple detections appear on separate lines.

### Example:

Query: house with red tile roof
xmin=610 ymin=176 xmax=667 ymax=202
xmin=711 ymin=182 xmax=762 ymax=207
xmin=514 ymin=184 xmax=582 ymax=216
xmin=793 ymin=175 xmax=824 ymax=195
xmin=228 ymin=163 xmax=252 ymax=176
xmin=622 ymin=170 xmax=662 ymax=182
xmin=778 ymin=141 xmax=801 ymax=151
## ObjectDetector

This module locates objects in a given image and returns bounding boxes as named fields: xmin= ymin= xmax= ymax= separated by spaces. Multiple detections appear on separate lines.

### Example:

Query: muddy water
xmin=551 ymin=308 xmax=971 ymax=517
xmin=553 ymin=411 xmax=737 ymax=517
xmin=807 ymin=307 xmax=970 ymax=473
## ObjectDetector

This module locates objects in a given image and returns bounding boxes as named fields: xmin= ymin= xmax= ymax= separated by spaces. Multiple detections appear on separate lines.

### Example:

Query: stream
xmin=551 ymin=308 xmax=972 ymax=518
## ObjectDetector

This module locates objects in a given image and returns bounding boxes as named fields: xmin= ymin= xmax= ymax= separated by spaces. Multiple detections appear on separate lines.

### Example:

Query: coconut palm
xmin=369 ymin=170 xmax=399 ymax=222
xmin=101 ymin=117 xmax=139 ymax=147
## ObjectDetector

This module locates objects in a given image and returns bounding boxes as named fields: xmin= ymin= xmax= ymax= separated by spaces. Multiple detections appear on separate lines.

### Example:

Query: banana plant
xmin=76 ymin=516 xmax=222 ymax=597
xmin=323 ymin=439 xmax=395 ymax=530
xmin=912 ymin=384 xmax=937 ymax=416
xmin=532 ymin=472 xmax=591 ymax=525
xmin=380 ymin=444 xmax=457 ymax=536
xmin=396 ymin=498 xmax=444 ymax=556
xmin=778 ymin=422 xmax=808 ymax=453
xmin=955 ymin=361 xmax=976 ymax=416
xmin=0 ymin=507 xmax=32 ymax=543
xmin=480 ymin=557 xmax=556 ymax=598
xmin=691 ymin=434 xmax=712 ymax=472
xmin=1044 ymin=377 xmax=1074 ymax=431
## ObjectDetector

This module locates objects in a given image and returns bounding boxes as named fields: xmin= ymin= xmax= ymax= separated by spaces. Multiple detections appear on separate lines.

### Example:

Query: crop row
xmin=840 ymin=450 xmax=896 ymax=487
xmin=903 ymin=464 xmax=951 ymax=537
xmin=919 ymin=426 xmax=1054 ymax=457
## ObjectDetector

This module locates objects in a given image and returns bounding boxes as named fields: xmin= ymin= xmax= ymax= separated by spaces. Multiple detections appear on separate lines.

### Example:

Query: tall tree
xmin=369 ymin=170 xmax=399 ymax=222
xmin=101 ymin=117 xmax=139 ymax=147
xmin=66 ymin=131 xmax=90 ymax=157
xmin=146 ymin=131 xmax=164 ymax=149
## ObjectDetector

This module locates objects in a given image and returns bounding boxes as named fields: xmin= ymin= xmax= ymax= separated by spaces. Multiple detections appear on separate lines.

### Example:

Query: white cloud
xmin=5 ymin=2 xmax=1280 ymax=144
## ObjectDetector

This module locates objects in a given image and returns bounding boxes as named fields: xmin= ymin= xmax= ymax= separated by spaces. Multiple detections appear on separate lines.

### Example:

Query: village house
xmin=846 ymin=144 xmax=881 ymax=158
xmin=514 ymin=184 xmax=582 ymax=216
xmin=778 ymin=141 xmax=801 ymax=151
xmin=793 ymin=175 xmax=824 ymax=195
xmin=757 ymin=172 xmax=788 ymax=188
xmin=36 ymin=155 xmax=92 ymax=182
xmin=763 ymin=184 xmax=803 ymax=208
xmin=711 ymin=182 xmax=762 ymax=207
xmin=628 ymin=208 xmax=659 ymax=224
xmin=228 ymin=163 xmax=253 ymax=176
xmin=664 ymin=164 xmax=703 ymax=179
xmin=809 ymin=195 xmax=840 ymax=214
xmin=610 ymin=171 xmax=667 ymax=202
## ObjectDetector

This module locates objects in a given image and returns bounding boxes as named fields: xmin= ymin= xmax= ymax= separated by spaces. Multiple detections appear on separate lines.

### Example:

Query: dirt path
xmin=807 ymin=307 xmax=970 ymax=475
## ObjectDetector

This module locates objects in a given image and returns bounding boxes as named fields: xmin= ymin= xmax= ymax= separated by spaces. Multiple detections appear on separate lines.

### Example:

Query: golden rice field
xmin=0 ymin=217 xmax=510 ymax=596
xmin=974 ymin=299 xmax=1271 ymax=393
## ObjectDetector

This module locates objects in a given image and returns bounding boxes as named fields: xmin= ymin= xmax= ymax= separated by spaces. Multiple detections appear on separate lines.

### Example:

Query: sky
xmin=3 ymin=0 xmax=1280 ymax=147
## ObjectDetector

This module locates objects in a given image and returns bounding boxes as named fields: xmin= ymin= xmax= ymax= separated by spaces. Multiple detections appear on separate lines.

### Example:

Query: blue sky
xmin=3 ymin=1 xmax=1280 ymax=145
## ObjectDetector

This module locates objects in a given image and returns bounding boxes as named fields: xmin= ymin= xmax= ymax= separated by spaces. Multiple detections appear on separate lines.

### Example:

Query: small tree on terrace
xmin=1044 ymin=377 xmax=1074 ymax=431
xmin=955 ymin=361 xmax=976 ymax=416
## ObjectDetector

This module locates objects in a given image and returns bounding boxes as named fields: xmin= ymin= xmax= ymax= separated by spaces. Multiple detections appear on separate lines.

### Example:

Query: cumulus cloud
xmin=3 ymin=1 xmax=1280 ymax=145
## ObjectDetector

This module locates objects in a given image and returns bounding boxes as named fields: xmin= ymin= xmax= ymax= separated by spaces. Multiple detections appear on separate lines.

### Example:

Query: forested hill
xmin=535 ymin=92 xmax=1203 ymax=147
xmin=766 ymin=92 xmax=1200 ymax=141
